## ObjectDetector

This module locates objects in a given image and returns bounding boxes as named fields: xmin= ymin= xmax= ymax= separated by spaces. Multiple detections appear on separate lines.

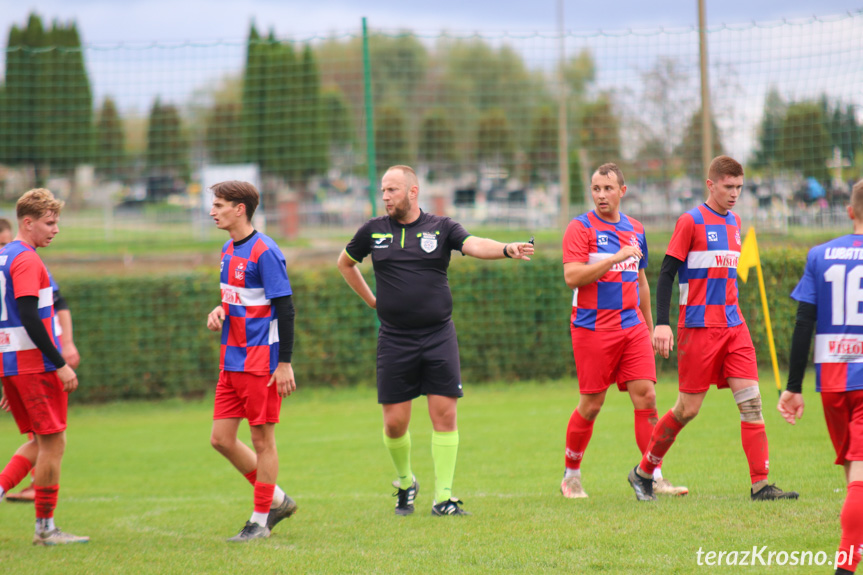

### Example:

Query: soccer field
xmin=0 ymin=377 xmax=843 ymax=574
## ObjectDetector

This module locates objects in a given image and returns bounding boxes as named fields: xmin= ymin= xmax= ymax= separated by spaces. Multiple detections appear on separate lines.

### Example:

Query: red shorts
xmin=213 ymin=371 xmax=281 ymax=426
xmin=677 ymin=324 xmax=758 ymax=393
xmin=821 ymin=390 xmax=863 ymax=465
xmin=1 ymin=372 xmax=67 ymax=435
xmin=571 ymin=322 xmax=656 ymax=394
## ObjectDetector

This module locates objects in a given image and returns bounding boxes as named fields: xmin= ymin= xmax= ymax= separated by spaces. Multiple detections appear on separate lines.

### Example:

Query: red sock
xmin=634 ymin=408 xmax=658 ymax=455
xmin=0 ymin=455 xmax=33 ymax=493
xmin=838 ymin=481 xmax=863 ymax=572
xmin=740 ymin=421 xmax=769 ymax=483
xmin=34 ymin=485 xmax=59 ymax=519
xmin=253 ymin=482 xmax=275 ymax=514
xmin=639 ymin=410 xmax=684 ymax=474
xmin=244 ymin=469 xmax=258 ymax=486
xmin=564 ymin=409 xmax=594 ymax=470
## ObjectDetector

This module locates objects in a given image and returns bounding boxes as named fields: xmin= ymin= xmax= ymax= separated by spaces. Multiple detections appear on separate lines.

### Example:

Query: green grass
xmin=0 ymin=376 xmax=845 ymax=574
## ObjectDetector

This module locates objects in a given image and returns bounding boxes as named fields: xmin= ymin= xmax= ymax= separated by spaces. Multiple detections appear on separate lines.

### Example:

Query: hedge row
xmin=60 ymin=247 xmax=809 ymax=402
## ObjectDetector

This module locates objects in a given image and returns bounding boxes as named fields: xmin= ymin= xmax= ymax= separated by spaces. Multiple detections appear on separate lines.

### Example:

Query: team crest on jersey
xmin=235 ymin=262 xmax=245 ymax=281
xmin=735 ymin=230 xmax=741 ymax=245
xmin=597 ymin=234 xmax=608 ymax=246
xmin=629 ymin=235 xmax=639 ymax=247
xmin=708 ymin=231 xmax=718 ymax=242
xmin=421 ymin=231 xmax=438 ymax=253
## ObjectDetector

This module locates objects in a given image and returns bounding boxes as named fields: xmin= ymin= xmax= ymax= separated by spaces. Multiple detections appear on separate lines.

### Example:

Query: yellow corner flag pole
xmin=737 ymin=227 xmax=782 ymax=397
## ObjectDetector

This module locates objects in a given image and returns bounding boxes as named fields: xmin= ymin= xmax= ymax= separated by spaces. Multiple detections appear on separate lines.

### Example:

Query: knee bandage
xmin=733 ymin=386 xmax=763 ymax=422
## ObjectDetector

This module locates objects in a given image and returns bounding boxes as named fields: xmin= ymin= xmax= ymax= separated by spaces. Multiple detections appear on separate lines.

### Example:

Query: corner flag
xmin=737 ymin=227 xmax=760 ymax=283
xmin=737 ymin=227 xmax=782 ymax=396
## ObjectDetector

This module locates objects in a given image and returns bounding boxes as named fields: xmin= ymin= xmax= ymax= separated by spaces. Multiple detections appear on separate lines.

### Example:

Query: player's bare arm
xmin=57 ymin=309 xmax=80 ymax=369
xmin=56 ymin=364 xmax=78 ymax=393
xmin=337 ymin=250 xmax=377 ymax=309
xmin=777 ymin=391 xmax=804 ymax=425
xmin=637 ymin=269 xmax=654 ymax=338
xmin=268 ymin=362 xmax=296 ymax=398
xmin=207 ymin=305 xmax=225 ymax=331
xmin=564 ymin=244 xmax=642 ymax=289
xmin=461 ymin=237 xmax=534 ymax=260
xmin=653 ymin=325 xmax=674 ymax=358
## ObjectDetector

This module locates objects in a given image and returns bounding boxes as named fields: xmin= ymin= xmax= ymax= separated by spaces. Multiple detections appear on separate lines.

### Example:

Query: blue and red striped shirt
xmin=219 ymin=231 xmax=292 ymax=375
xmin=563 ymin=211 xmax=648 ymax=331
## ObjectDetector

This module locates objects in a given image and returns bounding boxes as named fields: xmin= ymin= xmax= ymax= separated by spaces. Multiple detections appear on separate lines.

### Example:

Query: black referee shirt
xmin=345 ymin=211 xmax=471 ymax=332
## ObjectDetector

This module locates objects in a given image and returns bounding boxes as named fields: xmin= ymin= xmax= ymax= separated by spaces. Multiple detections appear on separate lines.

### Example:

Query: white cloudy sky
xmin=0 ymin=0 xmax=861 ymax=42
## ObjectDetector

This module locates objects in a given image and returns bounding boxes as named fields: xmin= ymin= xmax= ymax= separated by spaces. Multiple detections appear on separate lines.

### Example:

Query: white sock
xmin=653 ymin=468 xmax=663 ymax=481
xmin=271 ymin=485 xmax=286 ymax=508
xmin=250 ymin=511 xmax=269 ymax=527
xmin=0 ymin=487 xmax=5 ymax=500
xmin=564 ymin=468 xmax=581 ymax=479
xmin=36 ymin=517 xmax=55 ymax=533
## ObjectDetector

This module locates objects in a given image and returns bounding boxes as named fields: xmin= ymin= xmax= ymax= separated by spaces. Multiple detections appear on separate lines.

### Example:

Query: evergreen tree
xmin=205 ymin=102 xmax=243 ymax=164
xmin=374 ymin=104 xmax=410 ymax=172
xmin=95 ymin=96 xmax=126 ymax=180
xmin=418 ymin=108 xmax=456 ymax=178
xmin=241 ymin=24 xmax=266 ymax=167
xmin=778 ymin=101 xmax=831 ymax=181
xmin=146 ymin=98 xmax=189 ymax=182
xmin=1 ymin=13 xmax=93 ymax=175
xmin=321 ymin=87 xmax=354 ymax=155
xmin=675 ymin=108 xmax=724 ymax=179
xmin=298 ymin=44 xmax=327 ymax=179
xmin=477 ymin=108 xmax=515 ymax=172
xmin=580 ymin=94 xmax=622 ymax=169
xmin=527 ymin=105 xmax=557 ymax=181
xmin=752 ymin=88 xmax=785 ymax=171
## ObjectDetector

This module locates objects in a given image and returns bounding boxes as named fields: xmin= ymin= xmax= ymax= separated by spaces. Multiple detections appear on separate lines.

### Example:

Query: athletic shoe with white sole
xmin=33 ymin=529 xmax=90 ymax=546
xmin=627 ymin=466 xmax=656 ymax=501
xmin=653 ymin=478 xmax=689 ymax=496
xmin=393 ymin=476 xmax=419 ymax=516
xmin=750 ymin=481 xmax=799 ymax=501
xmin=227 ymin=521 xmax=270 ymax=542
xmin=431 ymin=498 xmax=470 ymax=516
xmin=267 ymin=495 xmax=298 ymax=530
xmin=560 ymin=475 xmax=588 ymax=499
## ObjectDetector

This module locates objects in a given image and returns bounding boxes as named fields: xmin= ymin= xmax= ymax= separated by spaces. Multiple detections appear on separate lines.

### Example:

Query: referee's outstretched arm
xmin=462 ymin=237 xmax=534 ymax=261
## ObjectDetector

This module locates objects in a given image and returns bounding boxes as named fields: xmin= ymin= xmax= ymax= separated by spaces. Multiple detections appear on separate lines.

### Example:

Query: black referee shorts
xmin=376 ymin=320 xmax=464 ymax=404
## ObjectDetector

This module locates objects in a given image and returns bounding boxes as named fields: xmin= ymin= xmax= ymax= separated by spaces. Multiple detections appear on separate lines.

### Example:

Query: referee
xmin=338 ymin=165 xmax=534 ymax=516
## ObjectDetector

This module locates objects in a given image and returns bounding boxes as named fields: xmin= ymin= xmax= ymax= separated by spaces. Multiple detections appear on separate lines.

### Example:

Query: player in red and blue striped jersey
xmin=629 ymin=156 xmax=797 ymax=502
xmin=0 ymin=189 xmax=88 ymax=545
xmin=561 ymin=163 xmax=686 ymax=499
xmin=205 ymin=181 xmax=298 ymax=542
xmin=778 ymin=180 xmax=863 ymax=575
xmin=0 ymin=218 xmax=81 ymax=504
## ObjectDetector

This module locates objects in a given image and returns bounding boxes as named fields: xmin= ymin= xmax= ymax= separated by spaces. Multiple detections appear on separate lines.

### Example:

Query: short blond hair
xmin=852 ymin=180 xmax=863 ymax=220
xmin=17 ymin=188 xmax=64 ymax=221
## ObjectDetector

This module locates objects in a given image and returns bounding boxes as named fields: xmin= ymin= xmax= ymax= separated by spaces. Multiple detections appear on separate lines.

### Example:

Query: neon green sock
xmin=432 ymin=430 xmax=460 ymax=503
xmin=382 ymin=430 xmax=412 ymax=489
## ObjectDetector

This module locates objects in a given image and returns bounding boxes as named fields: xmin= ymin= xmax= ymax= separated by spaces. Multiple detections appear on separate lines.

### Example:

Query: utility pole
xmin=698 ymin=0 xmax=714 ymax=192
xmin=557 ymin=0 xmax=571 ymax=228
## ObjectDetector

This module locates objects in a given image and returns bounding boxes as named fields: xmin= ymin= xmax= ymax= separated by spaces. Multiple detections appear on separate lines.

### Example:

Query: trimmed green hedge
xmin=60 ymin=248 xmax=809 ymax=402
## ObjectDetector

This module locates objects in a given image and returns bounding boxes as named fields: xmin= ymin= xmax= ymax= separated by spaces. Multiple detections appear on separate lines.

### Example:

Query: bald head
xmin=385 ymin=165 xmax=419 ymax=191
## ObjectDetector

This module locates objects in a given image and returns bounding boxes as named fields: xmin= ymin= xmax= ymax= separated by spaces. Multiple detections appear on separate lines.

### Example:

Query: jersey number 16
xmin=825 ymin=264 xmax=863 ymax=326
